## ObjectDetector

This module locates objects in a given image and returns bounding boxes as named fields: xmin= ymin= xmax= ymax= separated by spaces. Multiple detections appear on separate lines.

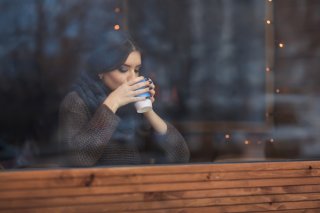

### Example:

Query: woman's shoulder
xmin=60 ymin=91 xmax=86 ymax=112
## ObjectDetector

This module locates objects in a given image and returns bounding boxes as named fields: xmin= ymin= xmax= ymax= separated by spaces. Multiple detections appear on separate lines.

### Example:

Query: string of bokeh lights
xmin=113 ymin=1 xmax=280 ymax=147
xmin=225 ymin=0 xmax=280 ymax=145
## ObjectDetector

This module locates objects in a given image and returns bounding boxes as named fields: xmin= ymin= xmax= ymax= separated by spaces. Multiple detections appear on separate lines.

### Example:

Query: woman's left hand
xmin=148 ymin=78 xmax=156 ymax=103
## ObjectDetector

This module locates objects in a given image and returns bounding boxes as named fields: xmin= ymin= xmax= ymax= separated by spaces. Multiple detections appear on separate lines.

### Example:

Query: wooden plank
xmin=133 ymin=201 xmax=320 ymax=213
xmin=2 ymin=200 xmax=320 ymax=213
xmin=91 ymin=194 xmax=320 ymax=212
xmin=0 ymin=161 xmax=319 ymax=212
xmin=254 ymin=210 xmax=320 ymax=213
xmin=1 ymin=192 xmax=320 ymax=211
xmin=2 ymin=185 xmax=320 ymax=209
xmin=1 ymin=177 xmax=320 ymax=200
xmin=1 ymin=168 xmax=320 ymax=191
xmin=0 ymin=161 xmax=319 ymax=181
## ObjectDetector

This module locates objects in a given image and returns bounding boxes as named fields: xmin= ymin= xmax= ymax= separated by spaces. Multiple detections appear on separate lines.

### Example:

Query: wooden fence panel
xmin=1 ymin=161 xmax=320 ymax=212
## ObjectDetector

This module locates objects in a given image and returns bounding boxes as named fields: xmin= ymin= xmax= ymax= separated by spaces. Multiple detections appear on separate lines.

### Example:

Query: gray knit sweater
xmin=59 ymin=91 xmax=190 ymax=166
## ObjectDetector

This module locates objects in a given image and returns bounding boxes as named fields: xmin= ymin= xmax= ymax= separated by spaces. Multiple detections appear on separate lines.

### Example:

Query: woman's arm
xmin=142 ymin=110 xmax=190 ymax=163
xmin=140 ymin=79 xmax=189 ymax=163
xmin=143 ymin=110 xmax=167 ymax=134
xmin=59 ymin=92 xmax=120 ymax=167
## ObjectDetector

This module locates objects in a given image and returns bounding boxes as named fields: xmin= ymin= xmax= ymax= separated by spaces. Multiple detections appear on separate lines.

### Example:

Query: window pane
xmin=0 ymin=0 xmax=320 ymax=169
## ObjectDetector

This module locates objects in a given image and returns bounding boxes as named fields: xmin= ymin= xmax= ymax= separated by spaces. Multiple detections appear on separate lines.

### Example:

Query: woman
xmin=59 ymin=32 xmax=189 ymax=166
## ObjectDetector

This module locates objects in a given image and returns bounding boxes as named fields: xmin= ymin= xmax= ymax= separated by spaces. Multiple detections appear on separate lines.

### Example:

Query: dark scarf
xmin=73 ymin=73 xmax=108 ymax=115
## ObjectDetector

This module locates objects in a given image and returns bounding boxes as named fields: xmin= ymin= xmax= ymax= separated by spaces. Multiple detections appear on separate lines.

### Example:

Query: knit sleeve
xmin=152 ymin=122 xmax=190 ymax=163
xmin=135 ymin=119 xmax=190 ymax=164
xmin=58 ymin=92 xmax=120 ymax=166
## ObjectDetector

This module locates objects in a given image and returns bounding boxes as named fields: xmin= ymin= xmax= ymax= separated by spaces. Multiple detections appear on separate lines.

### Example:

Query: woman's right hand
xmin=103 ymin=76 xmax=150 ymax=113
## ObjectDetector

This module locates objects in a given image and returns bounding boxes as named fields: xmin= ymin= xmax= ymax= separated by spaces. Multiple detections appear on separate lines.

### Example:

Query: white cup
xmin=134 ymin=78 xmax=152 ymax=113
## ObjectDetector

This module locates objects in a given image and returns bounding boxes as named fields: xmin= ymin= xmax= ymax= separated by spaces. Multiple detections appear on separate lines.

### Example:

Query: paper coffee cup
xmin=134 ymin=78 xmax=153 ymax=113
xmin=134 ymin=98 xmax=152 ymax=113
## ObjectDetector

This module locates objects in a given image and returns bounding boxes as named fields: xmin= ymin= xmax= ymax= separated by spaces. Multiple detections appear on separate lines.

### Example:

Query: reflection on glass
xmin=58 ymin=32 xmax=189 ymax=166
xmin=0 ymin=0 xmax=320 ymax=169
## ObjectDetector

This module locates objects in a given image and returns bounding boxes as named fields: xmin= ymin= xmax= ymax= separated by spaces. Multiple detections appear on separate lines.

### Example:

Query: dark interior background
xmin=0 ymin=0 xmax=320 ymax=168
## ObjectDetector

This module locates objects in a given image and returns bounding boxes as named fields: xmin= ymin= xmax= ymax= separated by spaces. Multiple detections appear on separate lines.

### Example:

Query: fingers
xmin=149 ymin=88 xmax=155 ymax=97
xmin=132 ymin=81 xmax=155 ymax=97
xmin=147 ymin=78 xmax=153 ymax=85
xmin=149 ymin=81 xmax=156 ymax=97
xmin=127 ymin=76 xmax=145 ymax=86
xmin=130 ymin=81 xmax=150 ymax=90
xmin=125 ymin=77 xmax=156 ymax=104
xmin=128 ymin=96 xmax=146 ymax=103
xmin=149 ymin=82 xmax=155 ymax=90
xmin=131 ymin=87 xmax=150 ymax=96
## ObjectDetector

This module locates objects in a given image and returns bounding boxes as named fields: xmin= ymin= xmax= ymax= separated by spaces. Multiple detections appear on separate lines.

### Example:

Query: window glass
xmin=0 ymin=0 xmax=319 ymax=169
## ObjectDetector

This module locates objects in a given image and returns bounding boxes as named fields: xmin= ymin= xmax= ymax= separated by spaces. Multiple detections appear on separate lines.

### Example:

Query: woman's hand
xmin=103 ymin=76 xmax=151 ymax=113
xmin=142 ymin=78 xmax=167 ymax=134
xmin=147 ymin=78 xmax=156 ymax=103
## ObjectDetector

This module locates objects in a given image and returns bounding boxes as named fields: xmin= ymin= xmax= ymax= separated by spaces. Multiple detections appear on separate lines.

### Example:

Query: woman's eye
xmin=119 ymin=66 xmax=129 ymax=73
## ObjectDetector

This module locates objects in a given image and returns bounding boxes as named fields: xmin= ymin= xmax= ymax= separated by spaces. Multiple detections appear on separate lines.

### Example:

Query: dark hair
xmin=86 ymin=31 xmax=139 ymax=77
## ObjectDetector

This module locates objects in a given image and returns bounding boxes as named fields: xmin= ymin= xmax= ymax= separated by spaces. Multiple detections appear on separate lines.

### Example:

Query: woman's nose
xmin=127 ymin=69 xmax=137 ymax=81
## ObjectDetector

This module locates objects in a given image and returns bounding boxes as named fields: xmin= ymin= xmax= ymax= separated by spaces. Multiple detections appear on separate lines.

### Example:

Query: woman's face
xmin=100 ymin=51 xmax=142 ymax=90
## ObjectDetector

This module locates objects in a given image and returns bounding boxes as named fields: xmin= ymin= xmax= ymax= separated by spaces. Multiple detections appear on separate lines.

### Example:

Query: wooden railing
xmin=1 ymin=161 xmax=320 ymax=212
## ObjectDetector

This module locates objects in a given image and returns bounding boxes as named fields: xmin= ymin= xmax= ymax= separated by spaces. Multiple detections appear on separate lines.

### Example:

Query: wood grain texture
xmin=0 ymin=161 xmax=320 ymax=212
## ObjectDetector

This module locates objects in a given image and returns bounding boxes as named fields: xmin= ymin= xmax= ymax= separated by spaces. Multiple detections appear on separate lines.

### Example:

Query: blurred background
xmin=0 ymin=0 xmax=320 ymax=169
